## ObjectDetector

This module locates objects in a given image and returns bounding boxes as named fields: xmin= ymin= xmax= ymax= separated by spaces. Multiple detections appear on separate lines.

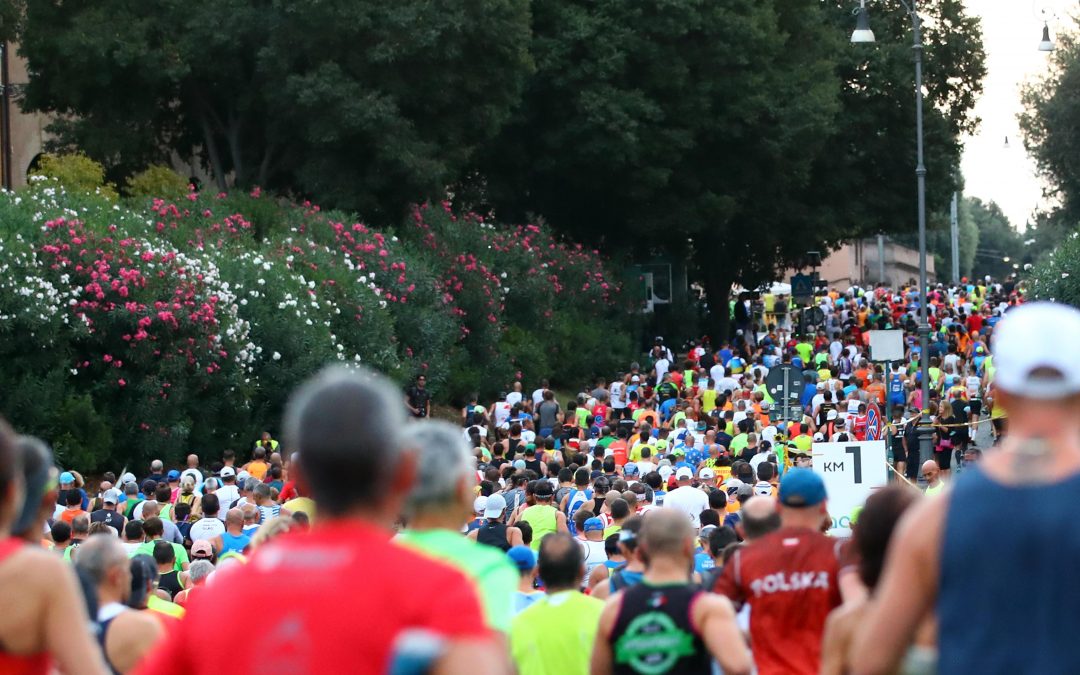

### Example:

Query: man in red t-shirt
xmin=713 ymin=468 xmax=843 ymax=675
xmin=135 ymin=367 xmax=504 ymax=675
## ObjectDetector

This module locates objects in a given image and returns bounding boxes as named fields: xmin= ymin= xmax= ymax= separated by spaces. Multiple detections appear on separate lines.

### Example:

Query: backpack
xmin=838 ymin=355 xmax=853 ymax=377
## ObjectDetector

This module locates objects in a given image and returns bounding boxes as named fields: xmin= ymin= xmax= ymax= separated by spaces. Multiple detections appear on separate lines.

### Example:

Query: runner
xmin=76 ymin=536 xmax=163 ymax=674
xmin=510 ymin=533 xmax=603 ymax=675
xmin=853 ymin=303 xmax=1080 ymax=674
xmin=592 ymin=509 xmax=752 ymax=675
xmin=713 ymin=468 xmax=844 ymax=675
xmin=396 ymin=421 xmax=520 ymax=634
xmin=134 ymin=366 xmax=505 ymax=674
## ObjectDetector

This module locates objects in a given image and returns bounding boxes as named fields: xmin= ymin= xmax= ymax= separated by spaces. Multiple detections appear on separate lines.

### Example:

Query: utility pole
xmin=950 ymin=192 xmax=959 ymax=284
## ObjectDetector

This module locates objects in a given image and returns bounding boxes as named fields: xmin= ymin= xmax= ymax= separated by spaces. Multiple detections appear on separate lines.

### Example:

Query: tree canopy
xmin=18 ymin=0 xmax=533 ymax=221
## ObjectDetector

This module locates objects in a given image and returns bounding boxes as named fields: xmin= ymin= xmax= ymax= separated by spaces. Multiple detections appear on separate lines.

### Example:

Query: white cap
xmin=993 ymin=303 xmax=1080 ymax=399
xmin=484 ymin=493 xmax=507 ymax=519
xmin=119 ymin=472 xmax=137 ymax=486
xmin=219 ymin=466 xmax=236 ymax=478
xmin=102 ymin=489 xmax=121 ymax=504
xmin=761 ymin=426 xmax=778 ymax=443
xmin=473 ymin=495 xmax=489 ymax=515
xmin=658 ymin=465 xmax=673 ymax=481
xmin=813 ymin=432 xmax=825 ymax=442
xmin=675 ymin=466 xmax=694 ymax=480
xmin=827 ymin=409 xmax=838 ymax=421
xmin=699 ymin=467 xmax=716 ymax=480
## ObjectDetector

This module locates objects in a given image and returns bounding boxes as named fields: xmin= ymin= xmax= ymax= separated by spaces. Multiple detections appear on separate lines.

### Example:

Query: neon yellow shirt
xmin=397 ymin=528 xmax=518 ymax=633
xmin=147 ymin=594 xmax=185 ymax=619
xmin=519 ymin=505 xmax=559 ymax=551
xmin=511 ymin=591 xmax=604 ymax=675
xmin=702 ymin=389 xmax=718 ymax=413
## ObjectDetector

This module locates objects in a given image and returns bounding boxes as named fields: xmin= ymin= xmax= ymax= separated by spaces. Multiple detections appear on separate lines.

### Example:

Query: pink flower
xmin=103 ymin=354 xmax=113 ymax=363
xmin=118 ymin=379 xmax=126 ymax=387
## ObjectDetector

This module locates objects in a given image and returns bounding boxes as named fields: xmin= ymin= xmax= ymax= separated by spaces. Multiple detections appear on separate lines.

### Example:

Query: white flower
xmin=272 ymin=351 xmax=281 ymax=361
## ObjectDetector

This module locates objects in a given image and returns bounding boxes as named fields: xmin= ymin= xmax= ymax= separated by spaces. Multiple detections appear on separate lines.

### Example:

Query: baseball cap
xmin=675 ymin=466 xmax=694 ymax=480
xmin=624 ymin=462 xmax=640 ymax=476
xmin=166 ymin=469 xmax=181 ymax=481
xmin=102 ymin=489 xmax=121 ymax=504
xmin=191 ymin=540 xmax=214 ymax=558
xmin=827 ymin=409 xmax=838 ymax=421
xmin=534 ymin=480 xmax=554 ymax=498
xmin=507 ymin=546 xmax=536 ymax=572
xmin=658 ymin=465 xmax=673 ymax=481
xmin=59 ymin=471 xmax=74 ymax=485
xmin=583 ymin=517 xmax=605 ymax=532
xmin=779 ymin=468 xmax=827 ymax=507
xmin=993 ymin=302 xmax=1080 ymax=399
xmin=699 ymin=467 xmax=716 ymax=480
xmin=484 ymin=493 xmax=507 ymax=519
xmin=473 ymin=495 xmax=488 ymax=515
xmin=119 ymin=472 xmax=137 ymax=486
xmin=512 ymin=459 xmax=527 ymax=470
xmin=236 ymin=470 xmax=251 ymax=483
xmin=220 ymin=466 xmax=236 ymax=478
xmin=700 ymin=524 xmax=717 ymax=539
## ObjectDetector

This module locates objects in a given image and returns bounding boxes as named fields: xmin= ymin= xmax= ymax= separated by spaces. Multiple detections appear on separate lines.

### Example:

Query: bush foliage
xmin=0 ymin=169 xmax=634 ymax=470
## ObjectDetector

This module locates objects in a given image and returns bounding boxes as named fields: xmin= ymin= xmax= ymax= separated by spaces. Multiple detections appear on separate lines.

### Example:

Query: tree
xmin=1022 ymin=25 xmax=1080 ymax=226
xmin=966 ymin=197 xmax=1021 ymax=280
xmin=18 ymin=0 xmax=532 ymax=221
xmin=476 ymin=0 xmax=985 ymax=338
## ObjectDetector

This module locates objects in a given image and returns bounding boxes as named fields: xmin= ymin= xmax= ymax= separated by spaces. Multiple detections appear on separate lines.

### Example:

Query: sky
xmin=959 ymin=0 xmax=1072 ymax=231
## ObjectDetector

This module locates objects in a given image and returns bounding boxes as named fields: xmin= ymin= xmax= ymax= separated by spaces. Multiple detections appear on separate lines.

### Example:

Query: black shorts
xmin=890 ymin=438 xmax=907 ymax=465
xmin=934 ymin=448 xmax=953 ymax=470
xmin=968 ymin=399 xmax=982 ymax=416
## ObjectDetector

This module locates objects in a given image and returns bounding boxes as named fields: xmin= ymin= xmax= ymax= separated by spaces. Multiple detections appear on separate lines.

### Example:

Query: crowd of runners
xmin=4 ymin=277 xmax=1079 ymax=675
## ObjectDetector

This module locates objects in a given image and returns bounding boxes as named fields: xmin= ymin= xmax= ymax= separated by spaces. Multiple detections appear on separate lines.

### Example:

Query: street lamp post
xmin=851 ymin=0 xmax=933 ymax=468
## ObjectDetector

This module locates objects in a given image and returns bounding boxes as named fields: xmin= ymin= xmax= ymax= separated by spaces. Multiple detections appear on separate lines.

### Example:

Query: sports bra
xmin=0 ymin=538 xmax=51 ymax=675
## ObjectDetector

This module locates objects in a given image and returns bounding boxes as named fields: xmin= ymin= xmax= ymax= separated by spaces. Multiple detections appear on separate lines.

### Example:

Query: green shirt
xmin=576 ymin=408 xmax=590 ymax=428
xmin=511 ymin=591 xmax=604 ymax=675
xmin=730 ymin=433 xmax=749 ymax=456
xmin=134 ymin=540 xmax=189 ymax=572
xmin=795 ymin=342 xmax=813 ymax=363
xmin=397 ymin=528 xmax=518 ymax=633
xmin=519 ymin=504 xmax=559 ymax=551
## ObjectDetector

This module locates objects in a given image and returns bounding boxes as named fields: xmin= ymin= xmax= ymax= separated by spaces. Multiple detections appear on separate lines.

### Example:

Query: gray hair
xmin=400 ymin=420 xmax=474 ymax=514
xmin=151 ymin=459 xmax=163 ymax=472
xmin=188 ymin=560 xmax=215 ymax=584
xmin=243 ymin=477 xmax=260 ymax=493
xmin=253 ymin=483 xmax=272 ymax=500
xmin=74 ymin=535 xmax=126 ymax=584
xmin=283 ymin=366 xmax=406 ymax=516
xmin=71 ymin=514 xmax=90 ymax=535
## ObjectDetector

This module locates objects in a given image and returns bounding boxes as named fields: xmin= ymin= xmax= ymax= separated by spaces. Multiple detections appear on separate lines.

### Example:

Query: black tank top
xmin=476 ymin=521 xmax=511 ymax=552
xmin=609 ymin=582 xmax=709 ymax=675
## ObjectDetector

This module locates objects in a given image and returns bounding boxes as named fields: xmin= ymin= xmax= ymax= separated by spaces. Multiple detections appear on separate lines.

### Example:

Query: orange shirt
xmin=60 ymin=508 xmax=87 ymax=525
xmin=244 ymin=460 xmax=269 ymax=481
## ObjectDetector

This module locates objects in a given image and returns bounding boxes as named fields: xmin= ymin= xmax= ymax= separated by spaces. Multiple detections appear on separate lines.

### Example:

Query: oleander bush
xmin=0 ymin=163 xmax=635 ymax=470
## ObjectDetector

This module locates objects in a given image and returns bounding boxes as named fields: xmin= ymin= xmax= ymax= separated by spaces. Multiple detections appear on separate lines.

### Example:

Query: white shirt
xmin=578 ymin=539 xmax=608 ymax=587
xmin=521 ymin=429 xmax=537 ymax=444
xmin=636 ymin=460 xmax=657 ymax=475
xmin=662 ymin=485 xmax=710 ymax=528
xmin=710 ymin=363 xmax=726 ymax=383
xmin=717 ymin=377 xmax=739 ymax=395
xmin=214 ymin=484 xmax=241 ymax=517
xmin=531 ymin=388 xmax=546 ymax=408
xmin=966 ymin=376 xmax=981 ymax=398
xmin=654 ymin=358 xmax=671 ymax=386
xmin=189 ymin=517 xmax=225 ymax=541
xmin=492 ymin=402 xmax=512 ymax=428
xmin=506 ymin=392 xmax=523 ymax=407
xmin=943 ymin=353 xmax=961 ymax=372
xmin=610 ymin=382 xmax=627 ymax=409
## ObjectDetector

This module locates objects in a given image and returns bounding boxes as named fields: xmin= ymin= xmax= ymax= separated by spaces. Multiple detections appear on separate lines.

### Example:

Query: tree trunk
xmin=198 ymin=110 xmax=227 ymax=192
xmin=699 ymin=253 xmax=735 ymax=347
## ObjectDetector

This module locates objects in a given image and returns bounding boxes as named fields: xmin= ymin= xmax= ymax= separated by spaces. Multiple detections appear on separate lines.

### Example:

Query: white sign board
xmin=812 ymin=441 xmax=888 ymax=537
xmin=868 ymin=330 xmax=904 ymax=362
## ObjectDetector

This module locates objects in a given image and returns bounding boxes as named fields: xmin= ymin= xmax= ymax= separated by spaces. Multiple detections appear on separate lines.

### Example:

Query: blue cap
xmin=779 ymin=468 xmax=827 ymax=507
xmin=167 ymin=469 xmax=181 ymax=481
xmin=507 ymin=546 xmax=536 ymax=572
xmin=623 ymin=462 xmax=639 ymax=476
xmin=59 ymin=471 xmax=75 ymax=485
xmin=583 ymin=517 xmax=605 ymax=533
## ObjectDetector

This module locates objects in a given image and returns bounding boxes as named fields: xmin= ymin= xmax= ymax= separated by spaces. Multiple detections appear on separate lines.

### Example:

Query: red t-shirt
xmin=134 ymin=520 xmax=489 ymax=675
xmin=609 ymin=440 xmax=628 ymax=467
xmin=966 ymin=314 xmax=984 ymax=335
xmin=714 ymin=526 xmax=842 ymax=675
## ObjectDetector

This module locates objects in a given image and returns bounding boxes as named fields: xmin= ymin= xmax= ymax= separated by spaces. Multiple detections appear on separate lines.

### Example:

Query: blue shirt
xmin=694 ymin=551 xmax=715 ymax=575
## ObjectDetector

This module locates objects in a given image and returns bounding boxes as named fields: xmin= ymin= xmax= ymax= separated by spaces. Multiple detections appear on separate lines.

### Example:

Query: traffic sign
xmin=803 ymin=306 xmax=824 ymax=327
xmin=812 ymin=441 xmax=888 ymax=537
xmin=791 ymin=273 xmax=814 ymax=305
xmin=765 ymin=364 xmax=803 ymax=423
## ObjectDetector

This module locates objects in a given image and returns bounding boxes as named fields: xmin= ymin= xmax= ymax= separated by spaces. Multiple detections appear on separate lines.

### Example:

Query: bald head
xmin=75 ymin=534 xmax=126 ymax=585
xmin=187 ymin=454 xmax=199 ymax=468
xmin=921 ymin=460 xmax=940 ymax=483
xmin=538 ymin=533 xmax=583 ymax=591
xmin=225 ymin=508 xmax=243 ymax=527
xmin=640 ymin=509 xmax=694 ymax=561
xmin=741 ymin=496 xmax=781 ymax=541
